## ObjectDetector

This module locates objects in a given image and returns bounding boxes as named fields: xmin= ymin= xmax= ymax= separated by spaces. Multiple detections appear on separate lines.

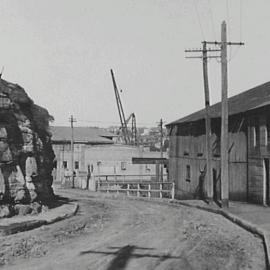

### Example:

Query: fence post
xmin=114 ymin=166 xmax=117 ymax=182
xmin=97 ymin=177 xmax=100 ymax=191
xmin=117 ymin=184 xmax=119 ymax=195
xmin=148 ymin=184 xmax=151 ymax=198
xmin=160 ymin=183 xmax=163 ymax=199
xmin=171 ymin=182 xmax=175 ymax=200
xmin=127 ymin=184 xmax=130 ymax=196
xmin=137 ymin=183 xmax=140 ymax=197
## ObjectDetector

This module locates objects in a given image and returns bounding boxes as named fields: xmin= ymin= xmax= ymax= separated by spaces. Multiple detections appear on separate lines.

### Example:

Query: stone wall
xmin=0 ymin=79 xmax=55 ymax=216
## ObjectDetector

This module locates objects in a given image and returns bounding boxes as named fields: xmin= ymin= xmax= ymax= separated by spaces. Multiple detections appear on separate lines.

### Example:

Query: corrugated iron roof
xmin=50 ymin=126 xmax=116 ymax=144
xmin=167 ymin=81 xmax=270 ymax=126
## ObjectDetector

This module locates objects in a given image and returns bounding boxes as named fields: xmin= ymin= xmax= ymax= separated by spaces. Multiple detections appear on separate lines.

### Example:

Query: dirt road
xmin=0 ymin=189 xmax=266 ymax=270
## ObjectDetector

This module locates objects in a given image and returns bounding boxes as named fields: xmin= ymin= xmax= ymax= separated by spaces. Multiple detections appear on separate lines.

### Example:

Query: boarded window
xmin=264 ymin=125 xmax=268 ymax=146
xmin=267 ymin=118 xmax=270 ymax=145
xmin=252 ymin=117 xmax=260 ymax=147
xmin=63 ymin=161 xmax=67 ymax=169
xmin=186 ymin=165 xmax=191 ymax=182
xmin=75 ymin=161 xmax=79 ymax=169
xmin=252 ymin=126 xmax=256 ymax=147
xmin=256 ymin=125 xmax=260 ymax=146
xmin=252 ymin=125 xmax=259 ymax=147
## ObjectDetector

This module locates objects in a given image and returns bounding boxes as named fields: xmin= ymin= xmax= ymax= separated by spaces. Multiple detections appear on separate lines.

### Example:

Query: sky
xmin=0 ymin=0 xmax=269 ymax=128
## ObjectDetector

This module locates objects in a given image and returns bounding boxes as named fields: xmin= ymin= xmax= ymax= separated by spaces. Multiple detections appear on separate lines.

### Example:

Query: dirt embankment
xmin=0 ymin=189 xmax=266 ymax=270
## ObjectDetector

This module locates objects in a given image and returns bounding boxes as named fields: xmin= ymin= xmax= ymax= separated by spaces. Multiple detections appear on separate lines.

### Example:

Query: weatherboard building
xmin=167 ymin=81 xmax=270 ymax=205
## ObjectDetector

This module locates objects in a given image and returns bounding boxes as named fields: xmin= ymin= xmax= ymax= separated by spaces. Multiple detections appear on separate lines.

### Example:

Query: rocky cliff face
xmin=0 ymin=79 xmax=55 ymax=217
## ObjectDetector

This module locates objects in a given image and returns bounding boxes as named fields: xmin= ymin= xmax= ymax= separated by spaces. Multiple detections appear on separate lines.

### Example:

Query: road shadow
xmin=80 ymin=245 xmax=183 ymax=270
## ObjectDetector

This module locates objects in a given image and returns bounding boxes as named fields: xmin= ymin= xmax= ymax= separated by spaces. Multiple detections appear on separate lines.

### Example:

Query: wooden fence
xmin=96 ymin=180 xmax=175 ymax=199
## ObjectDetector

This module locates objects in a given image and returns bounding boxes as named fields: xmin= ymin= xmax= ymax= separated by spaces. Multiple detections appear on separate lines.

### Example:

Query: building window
xmin=256 ymin=125 xmax=260 ymax=146
xmin=252 ymin=125 xmax=259 ymax=147
xmin=63 ymin=161 xmax=67 ymax=169
xmin=53 ymin=160 xmax=57 ymax=169
xmin=145 ymin=165 xmax=151 ymax=172
xmin=267 ymin=119 xmax=270 ymax=146
xmin=121 ymin=162 xmax=126 ymax=170
xmin=252 ymin=126 xmax=256 ymax=147
xmin=75 ymin=161 xmax=79 ymax=170
xmin=186 ymin=165 xmax=191 ymax=182
xmin=183 ymin=151 xmax=189 ymax=156
xmin=264 ymin=125 xmax=268 ymax=146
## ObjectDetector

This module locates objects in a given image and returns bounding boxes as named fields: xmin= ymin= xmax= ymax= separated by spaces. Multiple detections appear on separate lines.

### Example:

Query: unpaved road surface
xmin=0 ymin=188 xmax=266 ymax=270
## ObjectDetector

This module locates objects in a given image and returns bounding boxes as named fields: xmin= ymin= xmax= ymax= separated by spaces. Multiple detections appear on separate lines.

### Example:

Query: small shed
xmin=167 ymin=81 xmax=270 ymax=205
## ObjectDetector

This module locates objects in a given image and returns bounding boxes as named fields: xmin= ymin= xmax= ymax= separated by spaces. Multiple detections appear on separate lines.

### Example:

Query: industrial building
xmin=167 ymin=81 xmax=270 ymax=205
xmin=50 ymin=126 xmax=165 ymax=186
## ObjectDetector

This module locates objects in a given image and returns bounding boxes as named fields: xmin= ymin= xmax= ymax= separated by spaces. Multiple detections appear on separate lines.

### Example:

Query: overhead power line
xmin=227 ymin=0 xmax=244 ymax=63
xmin=240 ymin=0 xmax=243 ymax=41
xmin=193 ymin=0 xmax=205 ymax=40
xmin=226 ymin=0 xmax=231 ymax=40
xmin=208 ymin=0 xmax=216 ymax=40
xmin=62 ymin=119 xmax=160 ymax=127
xmin=226 ymin=0 xmax=232 ymax=61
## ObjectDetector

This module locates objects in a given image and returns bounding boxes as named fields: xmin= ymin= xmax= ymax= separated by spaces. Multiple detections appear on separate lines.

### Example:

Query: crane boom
xmin=110 ymin=69 xmax=130 ymax=144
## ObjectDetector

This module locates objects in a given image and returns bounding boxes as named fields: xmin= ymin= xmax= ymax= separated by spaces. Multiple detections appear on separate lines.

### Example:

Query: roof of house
xmin=167 ymin=81 xmax=270 ymax=126
xmin=50 ymin=126 xmax=116 ymax=144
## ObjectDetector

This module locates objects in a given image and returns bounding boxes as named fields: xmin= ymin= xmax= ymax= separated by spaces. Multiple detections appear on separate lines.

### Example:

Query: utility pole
xmin=204 ymin=21 xmax=244 ymax=207
xmin=159 ymin=118 xmax=163 ymax=182
xmin=69 ymin=115 xmax=76 ymax=188
xmin=202 ymin=41 xmax=214 ymax=202
xmin=160 ymin=118 xmax=163 ymax=159
xmin=185 ymin=45 xmax=220 ymax=202
xmin=220 ymin=21 xmax=229 ymax=208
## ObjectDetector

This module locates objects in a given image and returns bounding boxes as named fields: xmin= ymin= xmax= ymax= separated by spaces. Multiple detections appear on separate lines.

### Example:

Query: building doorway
xmin=263 ymin=158 xmax=270 ymax=206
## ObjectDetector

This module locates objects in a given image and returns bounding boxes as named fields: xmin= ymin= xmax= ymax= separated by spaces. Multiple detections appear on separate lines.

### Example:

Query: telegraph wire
xmin=193 ymin=0 xmax=205 ymax=40
xmin=208 ymin=0 xmax=216 ymax=40
xmin=227 ymin=0 xmax=244 ymax=63
xmin=226 ymin=0 xmax=231 ymax=40
xmin=54 ymin=119 xmax=161 ymax=127
xmin=226 ymin=0 xmax=232 ymax=61
xmin=240 ymin=0 xmax=243 ymax=42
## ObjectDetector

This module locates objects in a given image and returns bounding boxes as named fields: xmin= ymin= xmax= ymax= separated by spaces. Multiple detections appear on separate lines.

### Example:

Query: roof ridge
xmin=167 ymin=81 xmax=270 ymax=126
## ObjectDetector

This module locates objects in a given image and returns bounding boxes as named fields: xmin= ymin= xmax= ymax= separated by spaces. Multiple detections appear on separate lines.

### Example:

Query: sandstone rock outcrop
xmin=0 ymin=79 xmax=55 ymax=216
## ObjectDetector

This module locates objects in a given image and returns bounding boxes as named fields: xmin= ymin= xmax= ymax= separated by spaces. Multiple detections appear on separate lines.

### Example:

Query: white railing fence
xmin=93 ymin=174 xmax=168 ymax=182
xmin=96 ymin=180 xmax=175 ymax=200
